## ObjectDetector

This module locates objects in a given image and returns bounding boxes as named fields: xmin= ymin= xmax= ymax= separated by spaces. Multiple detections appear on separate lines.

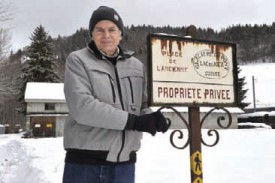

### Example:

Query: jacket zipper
xmin=114 ymin=65 xmax=126 ymax=162
xmin=127 ymin=77 xmax=134 ymax=103
xmin=108 ymin=75 xmax=116 ymax=103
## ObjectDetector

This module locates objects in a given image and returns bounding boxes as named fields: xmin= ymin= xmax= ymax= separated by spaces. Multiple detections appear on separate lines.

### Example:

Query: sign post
xmin=147 ymin=28 xmax=238 ymax=183
xmin=188 ymin=26 xmax=203 ymax=183
xmin=189 ymin=107 xmax=203 ymax=182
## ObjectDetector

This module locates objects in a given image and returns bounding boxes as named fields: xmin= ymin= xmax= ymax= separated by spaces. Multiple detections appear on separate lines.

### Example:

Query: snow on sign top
xmin=24 ymin=82 xmax=65 ymax=103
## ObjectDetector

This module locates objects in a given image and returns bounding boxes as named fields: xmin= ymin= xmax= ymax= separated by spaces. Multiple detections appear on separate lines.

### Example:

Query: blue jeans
xmin=62 ymin=162 xmax=135 ymax=183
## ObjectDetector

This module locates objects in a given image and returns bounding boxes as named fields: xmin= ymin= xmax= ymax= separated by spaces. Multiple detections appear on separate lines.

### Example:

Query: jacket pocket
xmin=120 ymin=68 xmax=144 ymax=114
xmin=87 ymin=68 xmax=117 ymax=104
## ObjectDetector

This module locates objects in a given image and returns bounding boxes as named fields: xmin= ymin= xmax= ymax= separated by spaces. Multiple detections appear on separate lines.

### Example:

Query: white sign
xmin=148 ymin=34 xmax=238 ymax=107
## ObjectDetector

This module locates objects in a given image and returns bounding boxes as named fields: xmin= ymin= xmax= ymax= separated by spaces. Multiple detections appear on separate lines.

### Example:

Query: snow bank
xmin=0 ymin=134 xmax=64 ymax=183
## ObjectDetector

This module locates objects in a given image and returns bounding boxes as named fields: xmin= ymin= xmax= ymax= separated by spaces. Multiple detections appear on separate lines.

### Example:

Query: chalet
xmin=24 ymin=82 xmax=68 ymax=137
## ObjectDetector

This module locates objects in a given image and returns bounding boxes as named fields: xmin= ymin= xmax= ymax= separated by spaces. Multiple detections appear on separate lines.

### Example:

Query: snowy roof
xmin=24 ymin=82 xmax=65 ymax=103
xmin=238 ymin=122 xmax=272 ymax=129
xmin=27 ymin=114 xmax=68 ymax=117
xmin=238 ymin=111 xmax=275 ymax=117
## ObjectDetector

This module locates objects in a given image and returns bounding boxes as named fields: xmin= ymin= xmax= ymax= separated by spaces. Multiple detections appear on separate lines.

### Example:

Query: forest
xmin=53 ymin=23 xmax=275 ymax=65
xmin=1 ymin=22 xmax=275 ymax=129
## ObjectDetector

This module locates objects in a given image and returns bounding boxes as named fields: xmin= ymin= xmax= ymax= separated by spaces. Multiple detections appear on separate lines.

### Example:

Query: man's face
xmin=92 ymin=20 xmax=121 ymax=56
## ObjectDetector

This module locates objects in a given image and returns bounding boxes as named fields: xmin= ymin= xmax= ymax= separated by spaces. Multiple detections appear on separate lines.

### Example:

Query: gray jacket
xmin=63 ymin=45 xmax=151 ymax=162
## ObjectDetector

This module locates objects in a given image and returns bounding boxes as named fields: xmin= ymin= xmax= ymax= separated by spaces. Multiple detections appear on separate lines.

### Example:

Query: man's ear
xmin=119 ymin=31 xmax=122 ymax=40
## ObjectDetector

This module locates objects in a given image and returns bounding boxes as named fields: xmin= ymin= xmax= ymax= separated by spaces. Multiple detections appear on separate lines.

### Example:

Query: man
xmin=63 ymin=6 xmax=169 ymax=183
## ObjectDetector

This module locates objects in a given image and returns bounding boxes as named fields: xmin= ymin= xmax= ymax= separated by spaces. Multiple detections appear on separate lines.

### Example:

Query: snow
xmin=239 ymin=63 xmax=275 ymax=109
xmin=238 ymin=122 xmax=272 ymax=129
xmin=24 ymin=82 xmax=65 ymax=103
xmin=1 ymin=129 xmax=275 ymax=183
xmin=0 ymin=134 xmax=64 ymax=183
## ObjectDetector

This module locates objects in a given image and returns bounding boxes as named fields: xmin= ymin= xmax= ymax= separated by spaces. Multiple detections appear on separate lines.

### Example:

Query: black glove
xmin=125 ymin=111 xmax=170 ymax=136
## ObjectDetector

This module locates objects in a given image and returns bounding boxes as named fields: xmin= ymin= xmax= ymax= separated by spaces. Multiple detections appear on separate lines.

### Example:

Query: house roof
xmin=238 ymin=111 xmax=275 ymax=117
xmin=24 ymin=82 xmax=65 ymax=103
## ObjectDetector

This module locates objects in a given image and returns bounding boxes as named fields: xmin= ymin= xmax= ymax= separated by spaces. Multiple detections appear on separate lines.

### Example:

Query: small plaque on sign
xmin=147 ymin=33 xmax=238 ymax=107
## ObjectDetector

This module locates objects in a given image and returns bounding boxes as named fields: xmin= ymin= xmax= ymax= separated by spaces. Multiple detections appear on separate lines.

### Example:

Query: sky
xmin=4 ymin=0 xmax=275 ymax=51
xmin=1 ymin=129 xmax=275 ymax=183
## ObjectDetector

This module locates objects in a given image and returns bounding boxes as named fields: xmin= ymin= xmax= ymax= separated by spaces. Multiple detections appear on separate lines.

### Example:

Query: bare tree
xmin=0 ymin=0 xmax=13 ymax=62
xmin=0 ymin=28 xmax=11 ymax=61
xmin=0 ymin=0 xmax=19 ymax=127
xmin=0 ymin=0 xmax=13 ymax=22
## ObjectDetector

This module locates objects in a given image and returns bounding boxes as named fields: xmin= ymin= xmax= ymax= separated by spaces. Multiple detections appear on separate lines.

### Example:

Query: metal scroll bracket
xmin=157 ymin=105 xmax=233 ymax=183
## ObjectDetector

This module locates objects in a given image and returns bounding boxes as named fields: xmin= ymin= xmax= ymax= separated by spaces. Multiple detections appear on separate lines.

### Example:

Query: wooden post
xmin=186 ymin=25 xmax=203 ymax=183
xmin=189 ymin=107 xmax=203 ymax=183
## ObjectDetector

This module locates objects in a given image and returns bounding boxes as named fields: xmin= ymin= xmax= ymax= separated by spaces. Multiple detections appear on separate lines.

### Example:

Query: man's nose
xmin=102 ymin=30 xmax=111 ymax=37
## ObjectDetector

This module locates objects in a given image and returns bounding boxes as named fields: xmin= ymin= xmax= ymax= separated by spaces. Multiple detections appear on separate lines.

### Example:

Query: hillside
xmin=50 ymin=23 xmax=275 ymax=66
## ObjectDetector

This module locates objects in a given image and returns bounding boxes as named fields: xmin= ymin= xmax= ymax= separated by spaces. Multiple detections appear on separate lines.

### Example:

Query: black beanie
xmin=89 ymin=6 xmax=124 ymax=37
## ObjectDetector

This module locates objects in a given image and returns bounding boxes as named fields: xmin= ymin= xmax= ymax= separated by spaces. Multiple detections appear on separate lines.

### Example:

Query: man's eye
xmin=96 ymin=29 xmax=104 ymax=33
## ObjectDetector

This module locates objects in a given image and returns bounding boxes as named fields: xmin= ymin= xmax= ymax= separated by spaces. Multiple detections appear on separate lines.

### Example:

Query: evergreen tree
xmin=18 ymin=25 xmax=60 ymax=114
xmin=237 ymin=65 xmax=250 ymax=109
xmin=24 ymin=25 xmax=59 ymax=82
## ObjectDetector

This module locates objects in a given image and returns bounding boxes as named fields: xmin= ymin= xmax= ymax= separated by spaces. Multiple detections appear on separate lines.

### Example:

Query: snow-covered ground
xmin=1 ymin=129 xmax=275 ymax=183
xmin=0 ymin=134 xmax=64 ymax=183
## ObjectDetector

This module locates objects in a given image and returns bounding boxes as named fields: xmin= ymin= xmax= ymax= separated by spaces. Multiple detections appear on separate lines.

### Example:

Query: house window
xmin=45 ymin=103 xmax=55 ymax=111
